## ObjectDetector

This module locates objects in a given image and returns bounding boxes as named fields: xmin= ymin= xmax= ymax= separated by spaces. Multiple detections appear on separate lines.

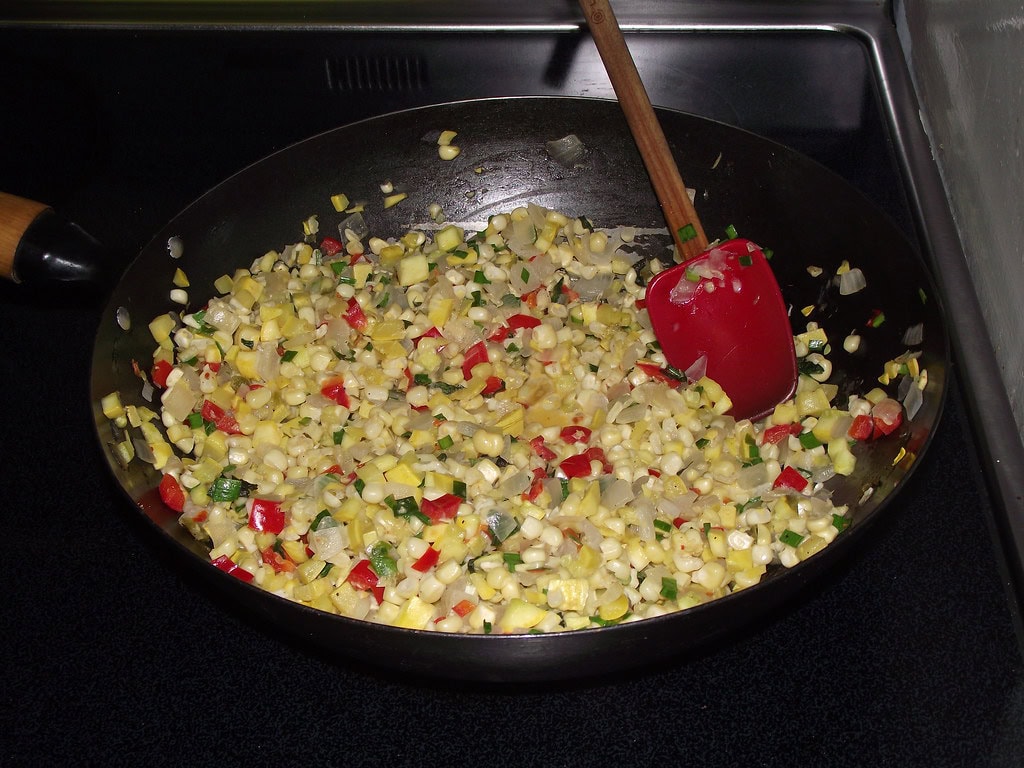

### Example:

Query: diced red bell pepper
xmin=346 ymin=559 xmax=377 ymax=590
xmin=522 ymin=467 xmax=547 ymax=502
xmin=260 ymin=546 xmax=297 ymax=573
xmin=636 ymin=362 xmax=681 ymax=388
xmin=560 ymin=283 xmax=580 ymax=302
xmin=761 ymin=423 xmax=802 ymax=445
xmin=320 ymin=236 xmax=345 ymax=257
xmin=320 ymin=376 xmax=351 ymax=408
xmin=342 ymin=297 xmax=368 ymax=331
xmin=772 ymin=466 xmax=809 ymax=492
xmin=248 ymin=498 xmax=286 ymax=534
xmin=482 ymin=376 xmax=504 ymax=396
xmin=530 ymin=436 xmax=557 ymax=462
xmin=413 ymin=326 xmax=443 ymax=347
xmin=588 ymin=446 xmax=612 ymax=473
xmin=507 ymin=313 xmax=541 ymax=330
xmin=411 ymin=547 xmax=440 ymax=573
xmin=420 ymin=493 xmax=462 ymax=523
xmin=560 ymin=425 xmax=592 ymax=444
xmin=462 ymin=341 xmax=489 ymax=380
xmin=560 ymin=446 xmax=612 ymax=478
xmin=158 ymin=474 xmax=186 ymax=512
xmin=200 ymin=400 xmax=242 ymax=435
xmin=521 ymin=286 xmax=543 ymax=307
xmin=871 ymin=398 xmax=904 ymax=437
xmin=346 ymin=559 xmax=384 ymax=603
xmin=452 ymin=599 xmax=476 ymax=617
xmin=848 ymin=414 xmax=875 ymax=441
xmin=151 ymin=359 xmax=173 ymax=388
xmin=211 ymin=555 xmax=254 ymax=583
xmin=488 ymin=325 xmax=512 ymax=342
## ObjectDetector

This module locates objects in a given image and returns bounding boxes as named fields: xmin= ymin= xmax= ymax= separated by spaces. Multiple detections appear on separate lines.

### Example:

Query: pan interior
xmin=89 ymin=97 xmax=948 ymax=681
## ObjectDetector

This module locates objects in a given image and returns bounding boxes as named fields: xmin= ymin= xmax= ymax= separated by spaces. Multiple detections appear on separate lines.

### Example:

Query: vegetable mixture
xmin=102 ymin=202 xmax=911 ymax=634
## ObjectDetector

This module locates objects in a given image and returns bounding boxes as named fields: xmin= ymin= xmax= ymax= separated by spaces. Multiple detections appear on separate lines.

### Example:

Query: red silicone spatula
xmin=579 ymin=0 xmax=797 ymax=421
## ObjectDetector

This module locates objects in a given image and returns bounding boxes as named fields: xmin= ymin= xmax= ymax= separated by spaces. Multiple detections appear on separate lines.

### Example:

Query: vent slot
xmin=325 ymin=55 xmax=428 ymax=93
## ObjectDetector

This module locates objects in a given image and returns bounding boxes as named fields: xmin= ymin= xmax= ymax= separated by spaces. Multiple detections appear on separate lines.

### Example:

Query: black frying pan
xmin=86 ymin=97 xmax=947 ymax=682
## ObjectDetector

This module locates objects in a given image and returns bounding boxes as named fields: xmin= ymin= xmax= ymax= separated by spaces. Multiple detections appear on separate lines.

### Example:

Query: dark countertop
xmin=2 ymin=19 xmax=1023 ymax=767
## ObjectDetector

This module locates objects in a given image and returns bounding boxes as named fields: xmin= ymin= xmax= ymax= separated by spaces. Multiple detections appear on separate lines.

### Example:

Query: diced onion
xmin=545 ymin=133 xmax=586 ymax=167
xmin=838 ymin=267 xmax=867 ymax=295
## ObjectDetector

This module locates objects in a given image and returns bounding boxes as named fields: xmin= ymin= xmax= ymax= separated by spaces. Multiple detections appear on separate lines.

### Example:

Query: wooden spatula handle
xmin=578 ymin=0 xmax=709 ymax=260
xmin=0 ymin=192 xmax=50 ymax=280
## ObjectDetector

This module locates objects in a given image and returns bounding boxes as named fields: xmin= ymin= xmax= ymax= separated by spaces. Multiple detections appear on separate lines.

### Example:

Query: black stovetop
xmin=2 ymin=6 xmax=1022 ymax=766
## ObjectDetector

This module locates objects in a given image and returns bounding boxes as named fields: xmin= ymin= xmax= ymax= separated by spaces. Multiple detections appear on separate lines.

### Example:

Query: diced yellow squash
xmin=797 ymin=534 xmax=828 ymax=561
xmin=150 ymin=442 xmax=174 ymax=470
xmin=214 ymin=274 xmax=234 ymax=294
xmin=564 ymin=544 xmax=601 ymax=578
xmin=795 ymin=386 xmax=831 ymax=416
xmin=379 ymin=244 xmax=405 ymax=266
xmin=578 ymin=482 xmax=600 ymax=518
xmin=394 ymin=596 xmax=434 ymax=629
xmin=234 ymin=274 xmax=264 ymax=303
xmin=706 ymin=528 xmax=728 ymax=558
xmin=427 ymin=296 xmax=455 ymax=329
xmin=330 ymin=582 xmax=364 ymax=615
xmin=425 ymin=472 xmax=455 ymax=493
xmin=282 ymin=541 xmax=312 ymax=566
xmin=733 ymin=565 xmax=767 ymax=590
xmin=598 ymin=593 xmax=630 ymax=621
xmin=234 ymin=349 xmax=259 ymax=380
xmin=546 ymin=578 xmax=589 ymax=612
xmin=369 ymin=453 xmax=399 ymax=473
xmin=370 ymin=318 xmax=406 ymax=342
xmin=726 ymin=547 xmax=753 ymax=573
xmin=384 ymin=462 xmax=422 ymax=487
xmin=812 ymin=410 xmax=853 ymax=442
xmin=828 ymin=438 xmax=857 ymax=476
xmin=101 ymin=392 xmax=125 ymax=420
xmin=148 ymin=313 xmax=177 ymax=350
xmin=296 ymin=557 xmax=325 ymax=584
xmin=498 ymin=598 xmax=547 ymax=632
xmin=408 ymin=429 xmax=436 ymax=449
xmin=293 ymin=578 xmax=331 ymax=603
xmin=352 ymin=262 xmax=373 ymax=288
xmin=796 ymin=326 xmax=828 ymax=349
xmin=471 ymin=571 xmax=496 ymax=601
xmin=397 ymin=253 xmax=430 ymax=286
xmin=435 ymin=224 xmax=464 ymax=252
xmin=252 ymin=421 xmax=283 ymax=448
xmin=771 ymin=401 xmax=799 ymax=425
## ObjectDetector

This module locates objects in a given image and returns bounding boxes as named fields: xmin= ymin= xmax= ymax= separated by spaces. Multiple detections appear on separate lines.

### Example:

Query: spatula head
xmin=645 ymin=238 xmax=797 ymax=421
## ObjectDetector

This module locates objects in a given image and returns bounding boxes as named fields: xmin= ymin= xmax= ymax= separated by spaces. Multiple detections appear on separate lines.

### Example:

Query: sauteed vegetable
xmin=101 ymin=203 xmax=911 ymax=634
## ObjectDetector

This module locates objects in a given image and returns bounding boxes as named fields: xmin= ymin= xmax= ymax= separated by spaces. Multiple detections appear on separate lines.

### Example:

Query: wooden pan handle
xmin=0 ymin=191 xmax=110 ymax=286
xmin=578 ymin=0 xmax=709 ymax=260
xmin=0 ymin=192 xmax=50 ymax=281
